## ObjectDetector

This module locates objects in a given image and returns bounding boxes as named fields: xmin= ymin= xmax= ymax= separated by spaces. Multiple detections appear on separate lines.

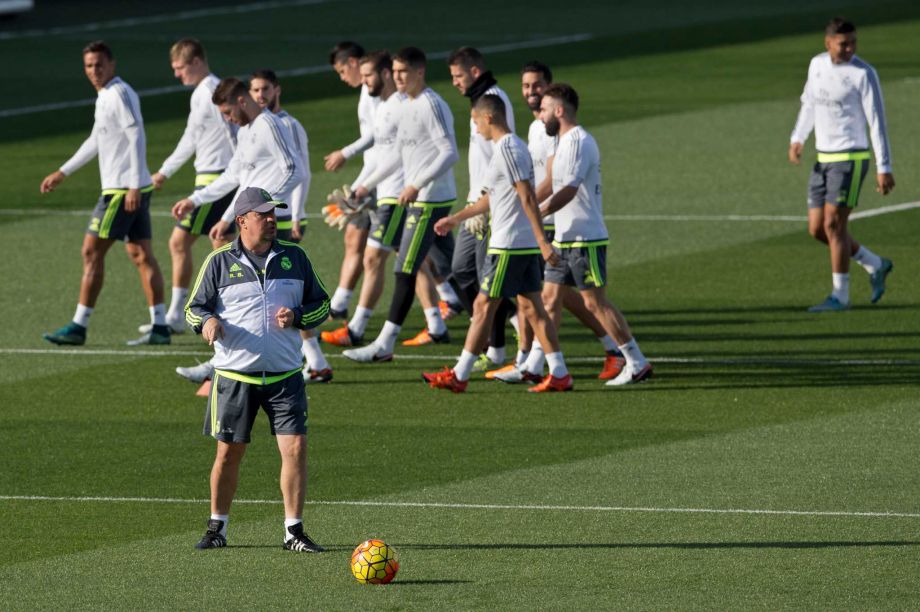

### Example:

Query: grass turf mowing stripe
xmin=2 ymin=495 xmax=918 ymax=519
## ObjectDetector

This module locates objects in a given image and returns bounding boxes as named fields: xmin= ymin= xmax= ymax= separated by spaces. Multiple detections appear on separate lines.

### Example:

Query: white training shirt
xmin=157 ymin=74 xmax=236 ymax=178
xmin=362 ymin=87 xmax=458 ymax=203
xmin=187 ymin=108 xmax=305 ymax=223
xmin=277 ymin=110 xmax=312 ymax=222
xmin=486 ymin=133 xmax=538 ymax=250
xmin=467 ymin=85 xmax=515 ymax=203
xmin=352 ymin=91 xmax=406 ymax=200
xmin=790 ymin=52 xmax=892 ymax=173
xmin=527 ymin=117 xmax=558 ymax=225
xmin=60 ymin=76 xmax=152 ymax=190
xmin=551 ymin=125 xmax=607 ymax=244
xmin=341 ymin=84 xmax=379 ymax=161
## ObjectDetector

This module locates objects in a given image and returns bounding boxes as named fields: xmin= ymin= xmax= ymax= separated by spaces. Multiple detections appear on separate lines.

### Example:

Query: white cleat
xmin=492 ymin=365 xmax=543 ymax=384
xmin=139 ymin=318 xmax=186 ymax=334
xmin=176 ymin=361 xmax=214 ymax=383
xmin=342 ymin=343 xmax=393 ymax=363
xmin=605 ymin=362 xmax=653 ymax=387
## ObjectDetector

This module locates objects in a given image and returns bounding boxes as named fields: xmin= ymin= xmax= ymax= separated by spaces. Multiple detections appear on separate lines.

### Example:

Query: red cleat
xmin=421 ymin=367 xmax=468 ymax=393
xmin=402 ymin=328 xmax=450 ymax=346
xmin=598 ymin=353 xmax=626 ymax=380
xmin=528 ymin=373 xmax=574 ymax=393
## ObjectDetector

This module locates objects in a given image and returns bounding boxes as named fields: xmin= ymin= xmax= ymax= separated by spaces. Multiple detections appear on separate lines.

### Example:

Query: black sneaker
xmin=328 ymin=308 xmax=348 ymax=321
xmin=195 ymin=519 xmax=227 ymax=549
xmin=283 ymin=523 xmax=325 ymax=553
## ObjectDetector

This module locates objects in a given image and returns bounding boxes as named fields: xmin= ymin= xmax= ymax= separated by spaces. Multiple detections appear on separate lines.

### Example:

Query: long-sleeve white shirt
xmin=352 ymin=91 xmax=407 ymax=200
xmin=790 ymin=52 xmax=892 ymax=173
xmin=157 ymin=74 xmax=236 ymax=178
xmin=60 ymin=76 xmax=152 ymax=190
xmin=187 ymin=109 xmax=305 ymax=223
xmin=277 ymin=110 xmax=311 ymax=222
xmin=341 ymin=84 xmax=379 ymax=160
xmin=467 ymin=84 xmax=515 ymax=202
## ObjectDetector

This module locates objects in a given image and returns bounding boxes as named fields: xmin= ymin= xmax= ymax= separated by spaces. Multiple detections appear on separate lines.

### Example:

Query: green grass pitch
xmin=1 ymin=0 xmax=919 ymax=608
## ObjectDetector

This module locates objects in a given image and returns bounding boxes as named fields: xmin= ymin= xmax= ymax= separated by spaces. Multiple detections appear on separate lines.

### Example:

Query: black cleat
xmin=283 ymin=523 xmax=325 ymax=553
xmin=328 ymin=308 xmax=348 ymax=321
xmin=195 ymin=519 xmax=227 ymax=549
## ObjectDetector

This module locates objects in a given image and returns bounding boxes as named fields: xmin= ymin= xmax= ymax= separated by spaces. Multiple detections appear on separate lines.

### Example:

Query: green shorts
xmin=87 ymin=186 xmax=154 ymax=241
xmin=203 ymin=368 xmax=307 ymax=443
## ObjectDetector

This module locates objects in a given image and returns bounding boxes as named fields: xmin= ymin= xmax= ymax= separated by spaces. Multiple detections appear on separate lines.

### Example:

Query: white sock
xmin=599 ymin=334 xmax=617 ymax=352
xmin=377 ymin=321 xmax=401 ymax=354
xmin=486 ymin=345 xmax=506 ymax=365
xmin=515 ymin=350 xmax=529 ymax=367
xmin=284 ymin=517 xmax=302 ymax=542
xmin=852 ymin=246 xmax=882 ymax=275
xmin=302 ymin=336 xmax=330 ymax=370
xmin=831 ymin=273 xmax=850 ymax=304
xmin=545 ymin=351 xmax=568 ymax=378
xmin=509 ymin=313 xmax=520 ymax=335
xmin=424 ymin=307 xmax=447 ymax=336
xmin=210 ymin=513 xmax=229 ymax=537
xmin=453 ymin=350 xmax=478 ymax=381
xmin=72 ymin=304 xmax=93 ymax=328
xmin=330 ymin=287 xmax=353 ymax=312
xmin=618 ymin=338 xmax=647 ymax=369
xmin=167 ymin=287 xmax=188 ymax=321
xmin=150 ymin=303 xmax=167 ymax=326
xmin=348 ymin=306 xmax=373 ymax=337
xmin=523 ymin=339 xmax=545 ymax=374
xmin=436 ymin=281 xmax=459 ymax=304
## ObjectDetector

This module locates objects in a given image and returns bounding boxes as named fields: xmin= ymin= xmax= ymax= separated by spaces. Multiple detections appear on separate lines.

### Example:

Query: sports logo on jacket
xmin=280 ymin=256 xmax=292 ymax=270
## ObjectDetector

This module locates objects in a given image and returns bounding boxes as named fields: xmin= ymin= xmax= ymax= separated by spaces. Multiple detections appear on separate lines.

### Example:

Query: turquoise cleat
xmin=870 ymin=258 xmax=893 ymax=304
xmin=43 ymin=322 xmax=87 ymax=346
xmin=126 ymin=324 xmax=171 ymax=346
xmin=807 ymin=295 xmax=850 ymax=313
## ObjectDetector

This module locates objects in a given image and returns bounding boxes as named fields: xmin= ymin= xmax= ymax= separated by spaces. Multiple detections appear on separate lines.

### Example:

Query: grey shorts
xmin=87 ymin=188 xmax=153 ymax=242
xmin=808 ymin=154 xmax=870 ymax=209
xmin=544 ymin=242 xmax=607 ymax=290
xmin=368 ymin=199 xmax=406 ymax=250
xmin=451 ymin=223 xmax=489 ymax=288
xmin=394 ymin=202 xmax=453 ymax=275
xmin=204 ymin=369 xmax=307 ymax=443
xmin=479 ymin=249 xmax=543 ymax=298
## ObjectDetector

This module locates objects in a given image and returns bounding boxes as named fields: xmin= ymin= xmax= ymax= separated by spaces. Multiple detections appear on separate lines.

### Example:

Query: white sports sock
xmin=302 ymin=337 xmax=330 ymax=370
xmin=523 ymin=339 xmax=545 ymax=374
xmin=453 ymin=350 xmax=479 ymax=381
xmin=852 ymin=246 xmax=882 ymax=275
xmin=377 ymin=321 xmax=402 ymax=354
xmin=330 ymin=287 xmax=353 ymax=312
xmin=210 ymin=513 xmax=229 ymax=537
xmin=831 ymin=273 xmax=850 ymax=304
xmin=599 ymin=334 xmax=617 ymax=352
xmin=618 ymin=339 xmax=647 ymax=369
xmin=348 ymin=306 xmax=373 ymax=337
xmin=545 ymin=351 xmax=568 ymax=378
xmin=509 ymin=313 xmax=520 ymax=335
xmin=515 ymin=350 xmax=529 ymax=367
xmin=436 ymin=281 xmax=459 ymax=304
xmin=167 ymin=287 xmax=189 ymax=321
xmin=486 ymin=345 xmax=506 ymax=365
xmin=72 ymin=304 xmax=93 ymax=328
xmin=150 ymin=303 xmax=167 ymax=326
xmin=424 ymin=307 xmax=447 ymax=336
xmin=284 ymin=517 xmax=302 ymax=542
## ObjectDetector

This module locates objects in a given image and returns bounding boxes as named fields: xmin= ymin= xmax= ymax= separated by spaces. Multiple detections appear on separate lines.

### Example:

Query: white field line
xmin=0 ymin=34 xmax=592 ymax=118
xmin=3 ymin=199 xmax=917 ymax=223
xmin=0 ymin=494 xmax=917 ymax=519
xmin=2 ymin=347 xmax=919 ymax=366
xmin=0 ymin=0 xmax=339 ymax=41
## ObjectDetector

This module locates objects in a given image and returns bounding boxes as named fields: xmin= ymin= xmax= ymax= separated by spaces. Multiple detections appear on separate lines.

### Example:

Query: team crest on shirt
xmin=280 ymin=256 xmax=292 ymax=270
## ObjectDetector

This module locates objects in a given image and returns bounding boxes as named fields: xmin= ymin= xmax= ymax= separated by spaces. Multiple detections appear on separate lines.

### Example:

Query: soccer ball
xmin=351 ymin=539 xmax=399 ymax=584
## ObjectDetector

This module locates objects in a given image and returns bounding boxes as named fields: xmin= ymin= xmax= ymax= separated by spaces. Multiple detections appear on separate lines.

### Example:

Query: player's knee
xmin=364 ymin=247 xmax=384 ymax=269
xmin=168 ymin=231 xmax=188 ymax=256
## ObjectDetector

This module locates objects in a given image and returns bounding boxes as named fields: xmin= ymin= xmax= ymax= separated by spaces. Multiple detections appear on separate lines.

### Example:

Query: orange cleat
xmin=528 ymin=373 xmax=574 ymax=393
xmin=485 ymin=363 xmax=518 ymax=380
xmin=421 ymin=367 xmax=468 ymax=393
xmin=321 ymin=324 xmax=361 ymax=347
xmin=402 ymin=328 xmax=450 ymax=346
xmin=598 ymin=353 xmax=626 ymax=380
xmin=439 ymin=299 xmax=463 ymax=321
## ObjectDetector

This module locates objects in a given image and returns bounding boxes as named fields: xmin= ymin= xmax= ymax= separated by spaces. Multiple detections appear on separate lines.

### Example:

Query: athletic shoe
xmin=283 ymin=523 xmax=325 ymax=553
xmin=43 ymin=322 xmax=86 ymax=346
xmin=176 ymin=361 xmax=214 ymax=383
xmin=471 ymin=353 xmax=501 ymax=373
xmin=126 ymin=324 xmax=172 ymax=346
xmin=528 ymin=373 xmax=574 ymax=393
xmin=320 ymin=324 xmax=361 ymax=347
xmin=402 ymin=329 xmax=450 ymax=346
xmin=421 ymin=367 xmax=468 ymax=393
xmin=195 ymin=519 xmax=227 ymax=550
xmin=598 ymin=353 xmax=626 ymax=380
xmin=343 ymin=343 xmax=393 ymax=363
xmin=328 ymin=307 xmax=348 ymax=321
xmin=138 ymin=318 xmax=185 ymax=335
xmin=485 ymin=363 xmax=518 ymax=380
xmin=605 ymin=362 xmax=654 ymax=387
xmin=493 ymin=365 xmax=544 ymax=384
xmin=439 ymin=299 xmax=464 ymax=320
xmin=304 ymin=368 xmax=333 ymax=384
xmin=807 ymin=295 xmax=849 ymax=313
xmin=869 ymin=258 xmax=893 ymax=304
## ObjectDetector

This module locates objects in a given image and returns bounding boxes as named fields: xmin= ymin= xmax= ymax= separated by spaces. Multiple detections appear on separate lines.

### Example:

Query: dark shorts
xmin=177 ymin=174 xmax=237 ymax=236
xmin=479 ymin=249 xmax=543 ymax=299
xmin=807 ymin=153 xmax=870 ymax=209
xmin=204 ymin=369 xmax=307 ymax=443
xmin=276 ymin=219 xmax=309 ymax=243
xmin=394 ymin=201 xmax=454 ymax=276
xmin=451 ymin=222 xmax=489 ymax=288
xmin=368 ymin=198 xmax=406 ymax=250
xmin=87 ymin=187 xmax=153 ymax=242
xmin=428 ymin=231 xmax=455 ymax=279
xmin=544 ymin=242 xmax=608 ymax=290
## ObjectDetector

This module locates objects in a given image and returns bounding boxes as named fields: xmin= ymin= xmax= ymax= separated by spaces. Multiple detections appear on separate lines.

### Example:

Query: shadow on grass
xmin=627 ymin=303 xmax=919 ymax=317
xmin=396 ymin=541 xmax=920 ymax=551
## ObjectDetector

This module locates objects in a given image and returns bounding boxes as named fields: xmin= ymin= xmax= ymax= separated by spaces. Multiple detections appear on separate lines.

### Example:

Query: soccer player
xmin=247 ymin=69 xmax=332 ymax=383
xmin=789 ymin=17 xmax=895 ymax=312
xmin=423 ymin=94 xmax=572 ymax=393
xmin=539 ymin=83 xmax=651 ymax=386
xmin=343 ymin=46 xmax=459 ymax=363
xmin=144 ymin=38 xmax=237 ymax=338
xmin=323 ymin=41 xmax=378 ymax=320
xmin=186 ymin=187 xmax=328 ymax=553
xmin=492 ymin=61 xmax=625 ymax=383
xmin=40 ymin=41 xmax=169 ymax=346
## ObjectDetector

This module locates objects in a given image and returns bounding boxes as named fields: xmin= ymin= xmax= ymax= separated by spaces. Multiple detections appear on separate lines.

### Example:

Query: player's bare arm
xmin=535 ymin=156 xmax=554 ymax=202
xmin=40 ymin=170 xmax=66 ymax=193
xmin=541 ymin=185 xmax=578 ymax=216
xmin=788 ymin=141 xmax=803 ymax=165
xmin=877 ymin=173 xmax=895 ymax=195
xmin=515 ymin=180 xmax=559 ymax=266
xmin=435 ymin=194 xmax=489 ymax=236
